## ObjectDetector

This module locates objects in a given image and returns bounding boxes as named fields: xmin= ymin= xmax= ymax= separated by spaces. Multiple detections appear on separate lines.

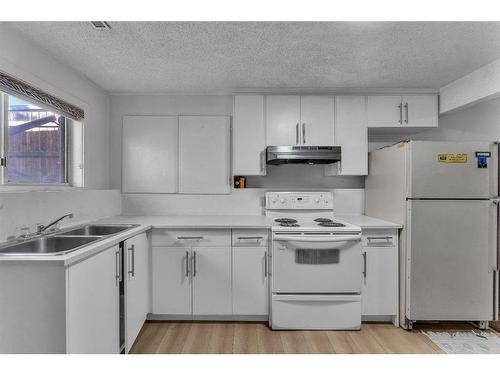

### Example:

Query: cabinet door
xmin=122 ymin=116 xmax=178 ymax=193
xmin=361 ymin=247 xmax=398 ymax=316
xmin=300 ymin=96 xmax=335 ymax=146
xmin=233 ymin=95 xmax=266 ymax=175
xmin=266 ymin=96 xmax=300 ymax=146
xmin=232 ymin=247 xmax=268 ymax=315
xmin=192 ymin=247 xmax=232 ymax=315
xmin=366 ymin=96 xmax=402 ymax=127
xmin=178 ymin=116 xmax=230 ymax=194
xmin=124 ymin=232 xmax=150 ymax=352
xmin=328 ymin=96 xmax=367 ymax=175
xmin=67 ymin=246 xmax=120 ymax=353
xmin=402 ymin=95 xmax=438 ymax=127
xmin=152 ymin=247 xmax=191 ymax=314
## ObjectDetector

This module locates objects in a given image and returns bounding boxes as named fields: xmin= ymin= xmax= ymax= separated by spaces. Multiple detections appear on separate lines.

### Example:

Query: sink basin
xmin=0 ymin=236 xmax=102 ymax=255
xmin=61 ymin=224 xmax=139 ymax=236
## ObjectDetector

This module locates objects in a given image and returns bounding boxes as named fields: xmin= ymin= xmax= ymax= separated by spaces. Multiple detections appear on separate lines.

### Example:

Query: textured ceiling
xmin=5 ymin=22 xmax=500 ymax=93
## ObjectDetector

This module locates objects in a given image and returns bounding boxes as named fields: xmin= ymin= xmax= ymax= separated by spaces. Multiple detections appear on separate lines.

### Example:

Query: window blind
xmin=0 ymin=71 xmax=84 ymax=121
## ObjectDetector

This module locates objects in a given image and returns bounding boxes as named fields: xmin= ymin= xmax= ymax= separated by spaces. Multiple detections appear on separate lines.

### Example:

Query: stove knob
xmin=271 ymin=197 xmax=277 ymax=203
xmin=280 ymin=198 xmax=286 ymax=204
xmin=315 ymin=198 xmax=320 ymax=203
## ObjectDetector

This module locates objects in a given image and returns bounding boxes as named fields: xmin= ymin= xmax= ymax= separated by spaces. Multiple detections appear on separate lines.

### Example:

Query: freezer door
xmin=406 ymin=200 xmax=497 ymax=321
xmin=408 ymin=141 xmax=498 ymax=199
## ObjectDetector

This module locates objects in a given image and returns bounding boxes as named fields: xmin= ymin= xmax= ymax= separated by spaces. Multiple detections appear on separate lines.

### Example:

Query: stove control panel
xmin=266 ymin=192 xmax=333 ymax=210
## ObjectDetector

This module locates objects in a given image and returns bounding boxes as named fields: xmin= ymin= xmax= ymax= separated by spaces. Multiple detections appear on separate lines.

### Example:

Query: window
xmin=1 ymin=93 xmax=69 ymax=184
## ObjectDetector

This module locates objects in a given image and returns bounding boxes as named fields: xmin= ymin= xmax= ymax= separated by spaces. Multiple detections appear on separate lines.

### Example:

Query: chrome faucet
xmin=36 ymin=213 xmax=74 ymax=234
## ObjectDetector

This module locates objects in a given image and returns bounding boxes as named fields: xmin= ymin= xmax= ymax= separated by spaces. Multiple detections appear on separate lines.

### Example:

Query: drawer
xmin=362 ymin=229 xmax=398 ymax=247
xmin=271 ymin=294 xmax=361 ymax=330
xmin=232 ymin=229 xmax=269 ymax=247
xmin=152 ymin=228 xmax=231 ymax=247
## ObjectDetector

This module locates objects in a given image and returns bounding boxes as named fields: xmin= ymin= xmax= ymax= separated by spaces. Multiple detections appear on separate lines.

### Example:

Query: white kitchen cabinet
xmin=124 ymin=232 xmax=150 ymax=353
xmin=178 ymin=116 xmax=231 ymax=194
xmin=266 ymin=95 xmax=300 ymax=146
xmin=361 ymin=229 xmax=399 ymax=325
xmin=67 ymin=245 xmax=120 ymax=354
xmin=300 ymin=96 xmax=335 ymax=146
xmin=402 ymin=95 xmax=438 ymax=127
xmin=325 ymin=96 xmax=367 ymax=176
xmin=233 ymin=95 xmax=266 ymax=175
xmin=192 ymin=247 xmax=232 ymax=315
xmin=367 ymin=95 xmax=438 ymax=128
xmin=266 ymin=95 xmax=334 ymax=146
xmin=122 ymin=116 xmax=178 ymax=193
xmin=152 ymin=246 xmax=192 ymax=314
xmin=232 ymin=247 xmax=268 ymax=315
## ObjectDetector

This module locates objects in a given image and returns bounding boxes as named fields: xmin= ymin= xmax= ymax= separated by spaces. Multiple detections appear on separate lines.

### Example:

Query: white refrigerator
xmin=365 ymin=141 xmax=499 ymax=329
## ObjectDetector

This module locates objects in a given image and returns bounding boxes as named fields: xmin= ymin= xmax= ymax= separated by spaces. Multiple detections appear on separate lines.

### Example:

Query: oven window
xmin=295 ymin=249 xmax=339 ymax=265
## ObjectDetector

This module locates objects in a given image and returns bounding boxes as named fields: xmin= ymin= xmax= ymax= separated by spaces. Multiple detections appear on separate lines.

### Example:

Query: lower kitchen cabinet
xmin=232 ymin=247 xmax=268 ymax=315
xmin=124 ymin=232 xmax=150 ymax=353
xmin=152 ymin=246 xmax=192 ymax=314
xmin=192 ymin=247 xmax=232 ymax=315
xmin=361 ymin=229 xmax=399 ymax=325
xmin=67 ymin=245 xmax=120 ymax=354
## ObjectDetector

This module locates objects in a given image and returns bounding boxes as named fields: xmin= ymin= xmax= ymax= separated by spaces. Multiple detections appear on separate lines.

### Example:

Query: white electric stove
xmin=266 ymin=192 xmax=362 ymax=330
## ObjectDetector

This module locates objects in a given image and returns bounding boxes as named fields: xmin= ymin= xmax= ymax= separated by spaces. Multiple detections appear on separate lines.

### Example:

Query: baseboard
xmin=147 ymin=313 xmax=269 ymax=322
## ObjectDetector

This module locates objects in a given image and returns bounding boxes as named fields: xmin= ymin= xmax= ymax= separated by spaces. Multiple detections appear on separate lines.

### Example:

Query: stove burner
xmin=314 ymin=218 xmax=334 ymax=223
xmin=317 ymin=221 xmax=346 ymax=227
xmin=280 ymin=222 xmax=300 ymax=227
xmin=274 ymin=218 xmax=298 ymax=224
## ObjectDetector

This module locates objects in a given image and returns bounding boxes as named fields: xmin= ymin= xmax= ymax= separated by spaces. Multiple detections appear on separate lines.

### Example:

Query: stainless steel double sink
xmin=0 ymin=224 xmax=140 ymax=256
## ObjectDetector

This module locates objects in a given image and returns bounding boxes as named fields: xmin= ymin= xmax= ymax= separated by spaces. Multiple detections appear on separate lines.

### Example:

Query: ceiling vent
xmin=90 ymin=21 xmax=112 ymax=30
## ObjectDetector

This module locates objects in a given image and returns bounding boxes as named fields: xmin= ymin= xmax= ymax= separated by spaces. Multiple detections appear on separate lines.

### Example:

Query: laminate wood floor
xmin=130 ymin=321 xmax=498 ymax=354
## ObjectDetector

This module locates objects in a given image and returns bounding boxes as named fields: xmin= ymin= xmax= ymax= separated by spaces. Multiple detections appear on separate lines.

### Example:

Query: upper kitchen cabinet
xmin=300 ymin=96 xmax=335 ymax=146
xmin=325 ymin=96 xmax=368 ymax=176
xmin=266 ymin=95 xmax=335 ymax=146
xmin=233 ymin=95 xmax=266 ymax=175
xmin=367 ymin=95 xmax=438 ymax=128
xmin=266 ymin=95 xmax=301 ymax=146
xmin=122 ymin=116 xmax=178 ymax=193
xmin=178 ymin=116 xmax=231 ymax=194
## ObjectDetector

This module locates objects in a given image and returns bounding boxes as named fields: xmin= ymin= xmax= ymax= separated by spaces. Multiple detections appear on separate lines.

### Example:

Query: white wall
xmin=0 ymin=190 xmax=122 ymax=242
xmin=122 ymin=188 xmax=364 ymax=216
xmin=413 ymin=96 xmax=500 ymax=142
xmin=0 ymin=25 xmax=111 ymax=189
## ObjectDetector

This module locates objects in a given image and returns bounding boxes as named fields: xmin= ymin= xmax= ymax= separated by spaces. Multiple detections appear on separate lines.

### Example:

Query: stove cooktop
xmin=272 ymin=217 xmax=356 ymax=231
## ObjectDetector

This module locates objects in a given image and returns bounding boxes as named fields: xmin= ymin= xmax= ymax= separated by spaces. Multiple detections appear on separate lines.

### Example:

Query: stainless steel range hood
xmin=266 ymin=146 xmax=342 ymax=165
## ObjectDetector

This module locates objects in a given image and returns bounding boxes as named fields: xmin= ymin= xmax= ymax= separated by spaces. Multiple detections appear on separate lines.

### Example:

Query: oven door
xmin=272 ymin=232 xmax=362 ymax=294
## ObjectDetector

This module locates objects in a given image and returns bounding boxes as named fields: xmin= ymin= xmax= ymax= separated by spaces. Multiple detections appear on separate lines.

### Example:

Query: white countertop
xmin=0 ymin=214 xmax=400 ymax=265
xmin=96 ymin=214 xmax=273 ymax=228
xmin=335 ymin=215 xmax=402 ymax=229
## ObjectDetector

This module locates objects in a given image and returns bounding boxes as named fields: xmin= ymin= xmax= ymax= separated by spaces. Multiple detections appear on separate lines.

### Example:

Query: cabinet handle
xmin=193 ymin=251 xmax=197 ymax=277
xmin=128 ymin=244 xmax=135 ymax=277
xmin=237 ymin=236 xmax=264 ymax=240
xmin=264 ymin=251 xmax=268 ymax=277
xmin=362 ymin=252 xmax=367 ymax=278
xmin=185 ymin=251 xmax=189 ymax=277
xmin=177 ymin=236 xmax=204 ymax=240
xmin=115 ymin=250 xmax=120 ymax=286
xmin=367 ymin=236 xmax=393 ymax=242
xmin=302 ymin=123 xmax=306 ymax=144
xmin=296 ymin=123 xmax=299 ymax=144
xmin=398 ymin=103 xmax=403 ymax=124
xmin=404 ymin=102 xmax=409 ymax=124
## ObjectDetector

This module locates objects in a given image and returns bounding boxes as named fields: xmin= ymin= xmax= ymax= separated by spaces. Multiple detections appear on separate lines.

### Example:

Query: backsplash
xmin=0 ymin=189 xmax=122 ymax=242
xmin=122 ymin=188 xmax=364 ymax=216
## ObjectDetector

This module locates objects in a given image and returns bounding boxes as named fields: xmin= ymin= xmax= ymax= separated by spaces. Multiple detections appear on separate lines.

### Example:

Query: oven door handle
xmin=273 ymin=234 xmax=361 ymax=243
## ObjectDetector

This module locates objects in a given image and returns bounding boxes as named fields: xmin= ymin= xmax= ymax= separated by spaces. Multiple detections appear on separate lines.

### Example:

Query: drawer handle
xmin=177 ymin=236 xmax=204 ymax=240
xmin=367 ymin=236 xmax=393 ymax=241
xmin=237 ymin=236 xmax=264 ymax=240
